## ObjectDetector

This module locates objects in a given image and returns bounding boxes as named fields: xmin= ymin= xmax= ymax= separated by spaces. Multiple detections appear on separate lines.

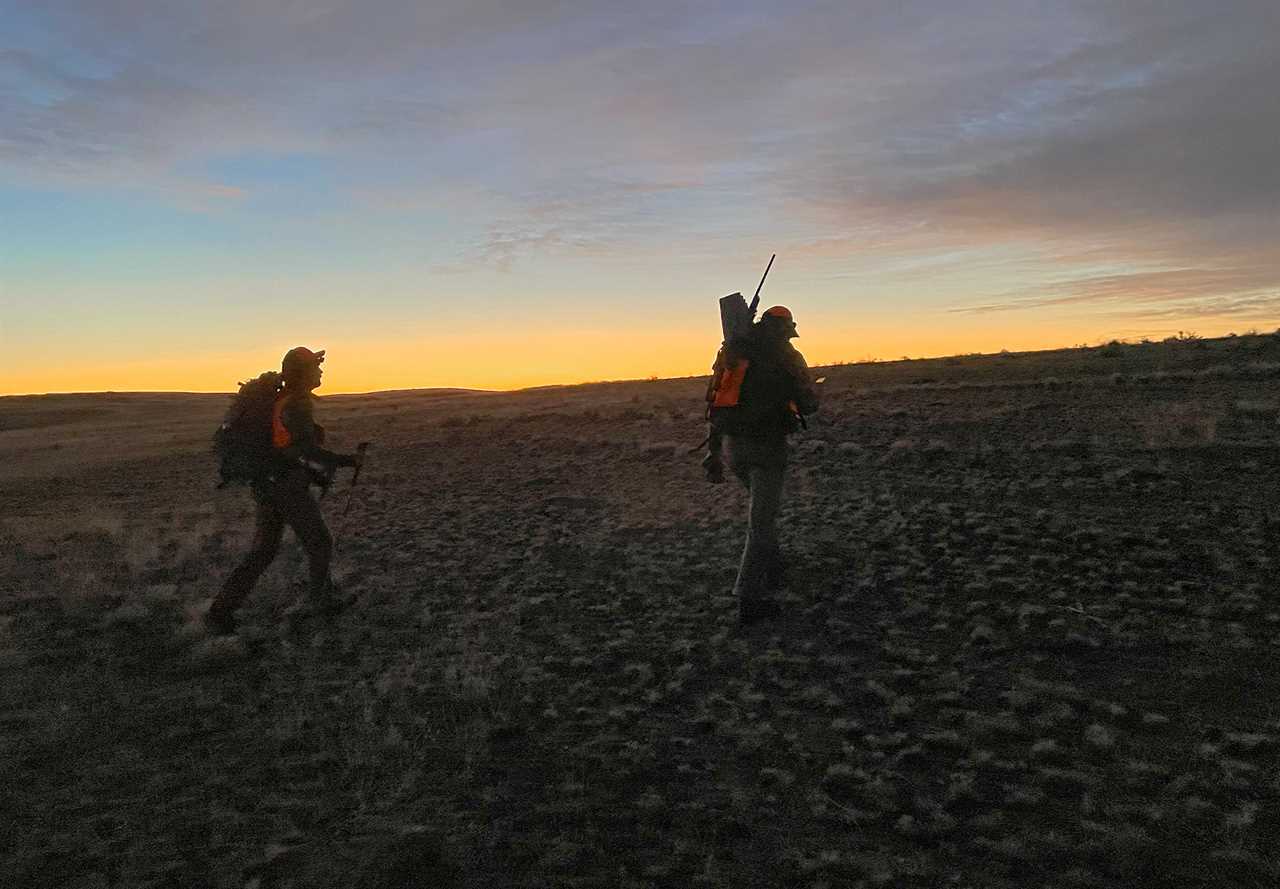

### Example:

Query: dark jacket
xmin=273 ymin=390 xmax=354 ymax=479
xmin=710 ymin=330 xmax=819 ymax=438
xmin=777 ymin=340 xmax=820 ymax=417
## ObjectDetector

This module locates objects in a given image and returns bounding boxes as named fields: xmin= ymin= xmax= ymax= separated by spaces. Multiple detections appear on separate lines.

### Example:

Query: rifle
xmin=719 ymin=254 xmax=776 ymax=342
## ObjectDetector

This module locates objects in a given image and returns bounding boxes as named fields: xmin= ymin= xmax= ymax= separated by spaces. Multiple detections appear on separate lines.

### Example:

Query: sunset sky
xmin=3 ymin=1 xmax=1277 ymax=394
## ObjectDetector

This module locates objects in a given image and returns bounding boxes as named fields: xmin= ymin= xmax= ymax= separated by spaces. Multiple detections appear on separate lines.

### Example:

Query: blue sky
xmin=2 ymin=1 xmax=1278 ymax=392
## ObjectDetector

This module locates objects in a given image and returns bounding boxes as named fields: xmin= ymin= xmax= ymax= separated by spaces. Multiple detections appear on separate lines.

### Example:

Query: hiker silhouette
xmin=207 ymin=347 xmax=364 ymax=636
xmin=705 ymin=307 xmax=819 ymax=625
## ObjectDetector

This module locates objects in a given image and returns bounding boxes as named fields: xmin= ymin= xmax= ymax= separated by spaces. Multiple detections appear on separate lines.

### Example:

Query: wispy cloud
xmin=951 ymin=265 xmax=1280 ymax=314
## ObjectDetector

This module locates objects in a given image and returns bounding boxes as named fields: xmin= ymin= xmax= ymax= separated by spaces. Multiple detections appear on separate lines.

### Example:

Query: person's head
xmin=281 ymin=346 xmax=325 ymax=390
xmin=759 ymin=305 xmax=799 ymax=340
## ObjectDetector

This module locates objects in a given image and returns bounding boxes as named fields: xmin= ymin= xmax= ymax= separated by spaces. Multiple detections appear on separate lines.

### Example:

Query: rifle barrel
xmin=748 ymin=253 xmax=776 ymax=314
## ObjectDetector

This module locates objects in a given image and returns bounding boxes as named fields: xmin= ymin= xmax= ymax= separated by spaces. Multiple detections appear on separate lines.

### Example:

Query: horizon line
xmin=2 ymin=333 xmax=1258 ymax=400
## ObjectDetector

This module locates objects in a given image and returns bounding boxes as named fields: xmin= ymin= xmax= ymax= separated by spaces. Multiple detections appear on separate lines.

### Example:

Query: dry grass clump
xmin=1231 ymin=399 xmax=1277 ymax=418
xmin=1135 ymin=401 xmax=1221 ymax=447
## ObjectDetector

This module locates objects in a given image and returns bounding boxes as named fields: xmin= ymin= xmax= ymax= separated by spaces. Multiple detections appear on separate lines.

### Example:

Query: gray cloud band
xmin=2 ymin=1 xmax=1276 ymax=320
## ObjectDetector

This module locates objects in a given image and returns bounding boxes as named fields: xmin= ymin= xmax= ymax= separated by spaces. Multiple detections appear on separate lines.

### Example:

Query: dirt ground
xmin=3 ymin=335 xmax=1279 ymax=888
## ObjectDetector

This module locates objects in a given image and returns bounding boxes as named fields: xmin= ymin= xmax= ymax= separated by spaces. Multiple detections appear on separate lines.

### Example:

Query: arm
xmin=280 ymin=396 xmax=358 ymax=469
xmin=783 ymin=345 xmax=820 ymax=415
xmin=706 ymin=346 xmax=725 ymax=406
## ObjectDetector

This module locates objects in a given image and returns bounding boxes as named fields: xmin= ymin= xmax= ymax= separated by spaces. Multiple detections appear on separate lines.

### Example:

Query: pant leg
xmin=213 ymin=489 xmax=285 ymax=615
xmin=727 ymin=436 xmax=787 ymax=601
xmin=272 ymin=476 xmax=334 ymax=601
xmin=733 ymin=462 xmax=785 ymax=600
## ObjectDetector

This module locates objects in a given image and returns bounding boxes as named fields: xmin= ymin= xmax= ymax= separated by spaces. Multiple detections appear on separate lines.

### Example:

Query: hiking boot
xmin=204 ymin=606 xmax=237 ymax=637
xmin=702 ymin=453 xmax=725 ymax=484
xmin=738 ymin=598 xmax=782 ymax=627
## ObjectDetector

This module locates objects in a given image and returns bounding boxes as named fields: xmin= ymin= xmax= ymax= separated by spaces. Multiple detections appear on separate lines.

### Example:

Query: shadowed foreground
xmin=3 ymin=336 xmax=1279 ymax=888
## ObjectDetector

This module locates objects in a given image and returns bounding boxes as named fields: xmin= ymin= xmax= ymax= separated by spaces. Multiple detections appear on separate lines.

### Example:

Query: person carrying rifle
xmin=706 ymin=304 xmax=819 ymax=626
xmin=206 ymin=346 xmax=364 ymax=636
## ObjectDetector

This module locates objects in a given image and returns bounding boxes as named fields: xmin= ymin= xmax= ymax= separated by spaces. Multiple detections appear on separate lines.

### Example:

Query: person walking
xmin=706 ymin=306 xmax=819 ymax=626
xmin=206 ymin=347 xmax=363 ymax=635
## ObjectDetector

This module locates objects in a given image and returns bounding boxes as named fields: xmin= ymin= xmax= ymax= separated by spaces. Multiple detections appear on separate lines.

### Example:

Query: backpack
xmin=213 ymin=371 xmax=284 ymax=485
xmin=706 ymin=333 xmax=800 ymax=437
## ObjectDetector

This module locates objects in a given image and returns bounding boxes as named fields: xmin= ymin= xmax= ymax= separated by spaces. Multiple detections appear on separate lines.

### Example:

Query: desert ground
xmin=2 ymin=334 xmax=1279 ymax=888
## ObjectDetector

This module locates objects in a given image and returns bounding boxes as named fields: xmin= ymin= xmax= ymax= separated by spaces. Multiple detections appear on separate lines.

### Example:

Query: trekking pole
xmin=343 ymin=442 xmax=371 ymax=517
xmin=329 ymin=442 xmax=370 ymax=574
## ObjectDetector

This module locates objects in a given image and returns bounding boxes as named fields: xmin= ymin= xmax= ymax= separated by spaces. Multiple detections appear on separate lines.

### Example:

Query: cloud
xmin=950 ymin=265 xmax=1278 ymax=313
xmin=1 ymin=0 xmax=1277 ymax=316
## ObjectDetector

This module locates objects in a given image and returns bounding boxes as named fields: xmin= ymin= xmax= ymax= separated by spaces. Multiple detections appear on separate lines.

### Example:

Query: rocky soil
xmin=2 ymin=334 xmax=1279 ymax=888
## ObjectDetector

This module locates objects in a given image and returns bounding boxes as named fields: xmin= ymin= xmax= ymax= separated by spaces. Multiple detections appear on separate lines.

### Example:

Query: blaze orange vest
xmin=711 ymin=357 xmax=749 ymax=408
xmin=271 ymin=393 xmax=293 ymax=449
xmin=707 ymin=341 xmax=801 ymax=432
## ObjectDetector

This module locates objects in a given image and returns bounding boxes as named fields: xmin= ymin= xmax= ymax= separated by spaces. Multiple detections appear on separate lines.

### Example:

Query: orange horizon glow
xmin=4 ymin=317 xmax=1273 ymax=398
